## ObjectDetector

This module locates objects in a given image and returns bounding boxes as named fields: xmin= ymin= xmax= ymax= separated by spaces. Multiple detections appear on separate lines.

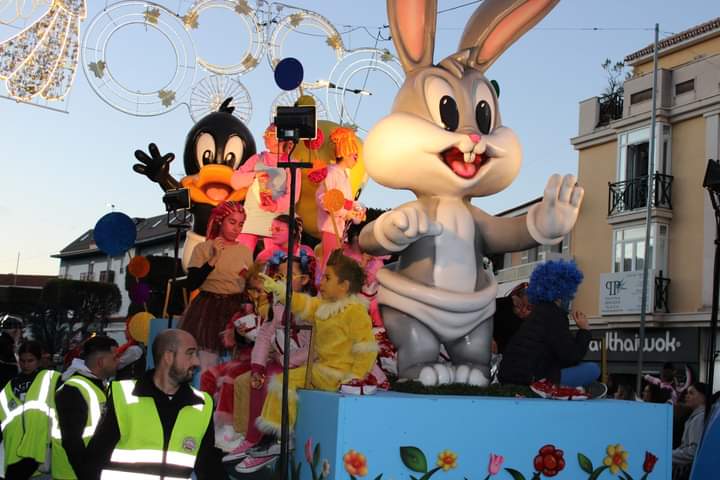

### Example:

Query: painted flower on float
xmin=436 ymin=450 xmax=458 ymax=471
xmin=533 ymin=444 xmax=565 ymax=477
xmin=304 ymin=437 xmax=313 ymax=464
xmin=603 ymin=444 xmax=629 ymax=475
xmin=343 ymin=449 xmax=368 ymax=477
xmin=643 ymin=451 xmax=658 ymax=474
xmin=488 ymin=453 xmax=504 ymax=475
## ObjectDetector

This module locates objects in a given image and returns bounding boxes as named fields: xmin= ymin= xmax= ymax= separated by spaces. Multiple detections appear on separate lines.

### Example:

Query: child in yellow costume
xmin=256 ymin=252 xmax=377 ymax=435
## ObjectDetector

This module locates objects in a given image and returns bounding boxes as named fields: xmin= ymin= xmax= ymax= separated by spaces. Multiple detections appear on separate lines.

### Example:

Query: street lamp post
xmin=703 ymin=158 xmax=720 ymax=389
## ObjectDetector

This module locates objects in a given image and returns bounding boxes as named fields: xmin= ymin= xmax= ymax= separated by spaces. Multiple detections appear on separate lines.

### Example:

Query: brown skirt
xmin=179 ymin=291 xmax=245 ymax=351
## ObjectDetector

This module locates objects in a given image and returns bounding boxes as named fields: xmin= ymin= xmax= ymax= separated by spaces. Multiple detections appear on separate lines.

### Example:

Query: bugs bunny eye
xmin=425 ymin=77 xmax=458 ymax=132
xmin=474 ymin=82 xmax=496 ymax=135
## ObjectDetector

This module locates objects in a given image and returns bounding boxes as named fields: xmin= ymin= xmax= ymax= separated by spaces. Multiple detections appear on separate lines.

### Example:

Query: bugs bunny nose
xmin=469 ymin=134 xmax=481 ymax=144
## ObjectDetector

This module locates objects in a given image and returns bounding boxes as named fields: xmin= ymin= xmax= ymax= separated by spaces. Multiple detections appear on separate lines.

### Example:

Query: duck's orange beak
xmin=181 ymin=164 xmax=247 ymax=206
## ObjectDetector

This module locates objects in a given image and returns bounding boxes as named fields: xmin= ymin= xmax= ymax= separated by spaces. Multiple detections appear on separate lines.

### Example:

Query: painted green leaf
xmin=373 ymin=475 xmax=383 ymax=480
xmin=504 ymin=468 xmax=527 ymax=480
xmin=589 ymin=466 xmax=610 ymax=480
xmin=410 ymin=476 xmax=419 ymax=480
xmin=312 ymin=443 xmax=320 ymax=469
xmin=578 ymin=453 xmax=594 ymax=474
xmin=400 ymin=446 xmax=428 ymax=473
xmin=419 ymin=467 xmax=442 ymax=480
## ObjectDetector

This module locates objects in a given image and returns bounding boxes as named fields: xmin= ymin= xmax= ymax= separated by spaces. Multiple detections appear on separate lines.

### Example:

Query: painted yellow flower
xmin=603 ymin=444 xmax=629 ymax=474
xmin=436 ymin=450 xmax=458 ymax=471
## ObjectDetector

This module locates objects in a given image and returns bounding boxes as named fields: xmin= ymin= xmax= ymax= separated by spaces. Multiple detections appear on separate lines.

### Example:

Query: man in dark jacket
xmin=498 ymin=260 xmax=598 ymax=388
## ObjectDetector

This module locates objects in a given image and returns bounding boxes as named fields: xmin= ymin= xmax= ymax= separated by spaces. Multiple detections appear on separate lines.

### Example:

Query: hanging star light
xmin=0 ymin=0 xmax=86 ymax=101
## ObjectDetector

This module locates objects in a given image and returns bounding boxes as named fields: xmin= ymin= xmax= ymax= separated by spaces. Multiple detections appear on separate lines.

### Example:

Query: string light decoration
xmin=0 ymin=0 xmax=86 ymax=101
xmin=189 ymin=74 xmax=252 ymax=122
xmin=81 ymin=1 xmax=196 ymax=116
xmin=266 ymin=8 xmax=345 ymax=89
xmin=0 ymin=0 xmax=50 ymax=25
xmin=183 ymin=0 xmax=265 ymax=76
xmin=324 ymin=48 xmax=404 ymax=133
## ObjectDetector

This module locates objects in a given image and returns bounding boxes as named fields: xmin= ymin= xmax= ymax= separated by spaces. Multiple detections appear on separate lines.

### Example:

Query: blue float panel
xmin=293 ymin=390 xmax=671 ymax=479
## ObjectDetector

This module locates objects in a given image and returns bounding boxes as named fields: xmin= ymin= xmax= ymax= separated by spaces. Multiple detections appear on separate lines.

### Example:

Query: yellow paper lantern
xmin=127 ymin=312 xmax=154 ymax=344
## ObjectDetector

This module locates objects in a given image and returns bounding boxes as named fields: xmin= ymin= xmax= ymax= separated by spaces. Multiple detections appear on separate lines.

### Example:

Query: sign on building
xmin=599 ymin=271 xmax=655 ymax=315
xmin=586 ymin=328 xmax=699 ymax=364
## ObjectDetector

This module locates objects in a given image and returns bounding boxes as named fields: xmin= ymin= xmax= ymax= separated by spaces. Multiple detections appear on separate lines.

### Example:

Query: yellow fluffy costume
xmin=256 ymin=292 xmax=378 ymax=434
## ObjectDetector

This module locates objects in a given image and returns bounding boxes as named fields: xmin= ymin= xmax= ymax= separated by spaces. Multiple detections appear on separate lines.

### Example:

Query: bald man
xmin=84 ymin=329 xmax=227 ymax=480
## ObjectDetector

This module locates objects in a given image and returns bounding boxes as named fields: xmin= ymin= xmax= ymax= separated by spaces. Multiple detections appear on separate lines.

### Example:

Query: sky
xmin=0 ymin=0 xmax=717 ymax=275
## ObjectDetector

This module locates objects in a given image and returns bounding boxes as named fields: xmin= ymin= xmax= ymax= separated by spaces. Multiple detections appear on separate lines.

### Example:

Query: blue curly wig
xmin=526 ymin=259 xmax=584 ymax=305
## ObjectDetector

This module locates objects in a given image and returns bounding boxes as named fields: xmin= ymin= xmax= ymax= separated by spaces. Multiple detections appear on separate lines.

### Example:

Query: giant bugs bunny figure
xmin=359 ymin=0 xmax=584 ymax=387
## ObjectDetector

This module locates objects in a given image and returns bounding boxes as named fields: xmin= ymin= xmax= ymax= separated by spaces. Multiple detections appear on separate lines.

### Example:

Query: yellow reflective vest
xmin=0 ymin=369 xmax=59 ymax=475
xmin=51 ymin=374 xmax=107 ymax=479
xmin=100 ymin=379 xmax=213 ymax=480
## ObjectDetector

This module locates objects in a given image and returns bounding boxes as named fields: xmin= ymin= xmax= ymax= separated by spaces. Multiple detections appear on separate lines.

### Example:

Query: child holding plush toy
xmin=243 ymin=252 xmax=377 ymax=470
xmin=227 ymin=251 xmax=314 ymax=473
xmin=231 ymin=123 xmax=300 ymax=254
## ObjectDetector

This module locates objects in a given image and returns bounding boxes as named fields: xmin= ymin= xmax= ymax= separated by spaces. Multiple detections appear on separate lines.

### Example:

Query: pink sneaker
xmin=235 ymin=454 xmax=277 ymax=473
xmin=222 ymin=439 xmax=255 ymax=462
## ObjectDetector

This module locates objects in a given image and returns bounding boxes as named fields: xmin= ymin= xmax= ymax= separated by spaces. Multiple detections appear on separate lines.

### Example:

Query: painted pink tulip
xmin=488 ymin=453 xmax=504 ymax=475
xmin=305 ymin=437 xmax=313 ymax=464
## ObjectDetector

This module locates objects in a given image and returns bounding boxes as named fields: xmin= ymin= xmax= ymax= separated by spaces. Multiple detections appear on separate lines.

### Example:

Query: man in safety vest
xmin=52 ymin=335 xmax=119 ymax=479
xmin=0 ymin=340 xmax=59 ymax=479
xmin=86 ymin=329 xmax=227 ymax=480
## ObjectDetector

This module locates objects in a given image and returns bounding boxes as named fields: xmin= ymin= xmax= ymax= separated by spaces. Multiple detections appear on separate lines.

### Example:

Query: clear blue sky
xmin=0 ymin=0 xmax=716 ymax=275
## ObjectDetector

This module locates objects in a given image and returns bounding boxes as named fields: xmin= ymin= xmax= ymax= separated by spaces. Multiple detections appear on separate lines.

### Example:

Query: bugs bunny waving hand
xmin=359 ymin=0 xmax=584 ymax=386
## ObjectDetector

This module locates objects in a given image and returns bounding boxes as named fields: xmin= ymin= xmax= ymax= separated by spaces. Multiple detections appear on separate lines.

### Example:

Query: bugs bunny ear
xmin=387 ymin=0 xmax=438 ymax=74
xmin=455 ymin=0 xmax=559 ymax=72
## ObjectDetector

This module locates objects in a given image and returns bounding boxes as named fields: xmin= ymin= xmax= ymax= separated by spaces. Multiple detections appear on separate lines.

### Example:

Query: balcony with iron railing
xmin=597 ymin=93 xmax=624 ymax=128
xmin=608 ymin=173 xmax=673 ymax=217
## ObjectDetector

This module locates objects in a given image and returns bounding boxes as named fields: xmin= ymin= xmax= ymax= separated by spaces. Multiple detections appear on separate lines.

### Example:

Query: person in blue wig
xmin=498 ymin=260 xmax=600 ymax=390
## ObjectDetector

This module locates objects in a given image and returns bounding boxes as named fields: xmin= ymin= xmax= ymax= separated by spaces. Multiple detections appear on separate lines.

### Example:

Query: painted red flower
xmin=643 ymin=451 xmax=658 ymax=473
xmin=533 ymin=444 xmax=565 ymax=477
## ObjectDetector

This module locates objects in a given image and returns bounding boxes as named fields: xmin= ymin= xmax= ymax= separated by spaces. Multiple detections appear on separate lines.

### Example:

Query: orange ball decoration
xmin=323 ymin=188 xmax=345 ymax=213
xmin=127 ymin=256 xmax=150 ymax=278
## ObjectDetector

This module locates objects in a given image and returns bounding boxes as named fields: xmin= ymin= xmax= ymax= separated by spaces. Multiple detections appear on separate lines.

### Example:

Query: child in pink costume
xmin=232 ymin=124 xmax=301 ymax=254
xmin=255 ymin=214 xmax=314 ymax=264
xmin=224 ymin=250 xmax=314 ymax=465
xmin=315 ymin=127 xmax=365 ymax=279
xmin=343 ymin=222 xmax=388 ymax=328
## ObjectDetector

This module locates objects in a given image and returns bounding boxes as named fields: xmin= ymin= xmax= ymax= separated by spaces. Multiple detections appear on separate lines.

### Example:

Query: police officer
xmin=0 ymin=340 xmax=59 ymax=479
xmin=52 ymin=335 xmax=119 ymax=479
xmin=86 ymin=329 xmax=226 ymax=480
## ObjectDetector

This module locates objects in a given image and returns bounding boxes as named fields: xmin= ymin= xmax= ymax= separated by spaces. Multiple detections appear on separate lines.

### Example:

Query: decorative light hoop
xmin=267 ymin=9 xmax=345 ymax=90
xmin=185 ymin=0 xmax=265 ymax=76
xmin=82 ymin=1 xmax=196 ymax=117
xmin=269 ymin=89 xmax=327 ymax=124
xmin=0 ymin=0 xmax=50 ymax=25
xmin=326 ymin=48 xmax=404 ymax=132
xmin=189 ymin=74 xmax=252 ymax=123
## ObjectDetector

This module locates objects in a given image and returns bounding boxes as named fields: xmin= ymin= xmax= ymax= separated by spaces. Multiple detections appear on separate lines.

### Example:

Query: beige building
xmin=569 ymin=18 xmax=720 ymax=388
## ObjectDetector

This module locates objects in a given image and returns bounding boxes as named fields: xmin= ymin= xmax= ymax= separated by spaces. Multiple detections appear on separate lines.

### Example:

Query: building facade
xmin=570 ymin=18 xmax=720 ymax=388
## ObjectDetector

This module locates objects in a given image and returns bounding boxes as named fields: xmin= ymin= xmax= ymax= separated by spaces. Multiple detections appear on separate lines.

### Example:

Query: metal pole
xmin=277 ymin=146 xmax=313 ymax=479
xmin=14 ymin=252 xmax=19 ymax=285
xmin=708 ymin=216 xmax=720 ymax=388
xmin=636 ymin=24 xmax=660 ymax=395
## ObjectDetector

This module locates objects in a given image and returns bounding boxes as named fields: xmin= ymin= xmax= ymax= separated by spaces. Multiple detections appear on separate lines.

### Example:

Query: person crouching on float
xmin=179 ymin=201 xmax=253 ymax=371
xmin=250 ymin=252 xmax=377 ymax=465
